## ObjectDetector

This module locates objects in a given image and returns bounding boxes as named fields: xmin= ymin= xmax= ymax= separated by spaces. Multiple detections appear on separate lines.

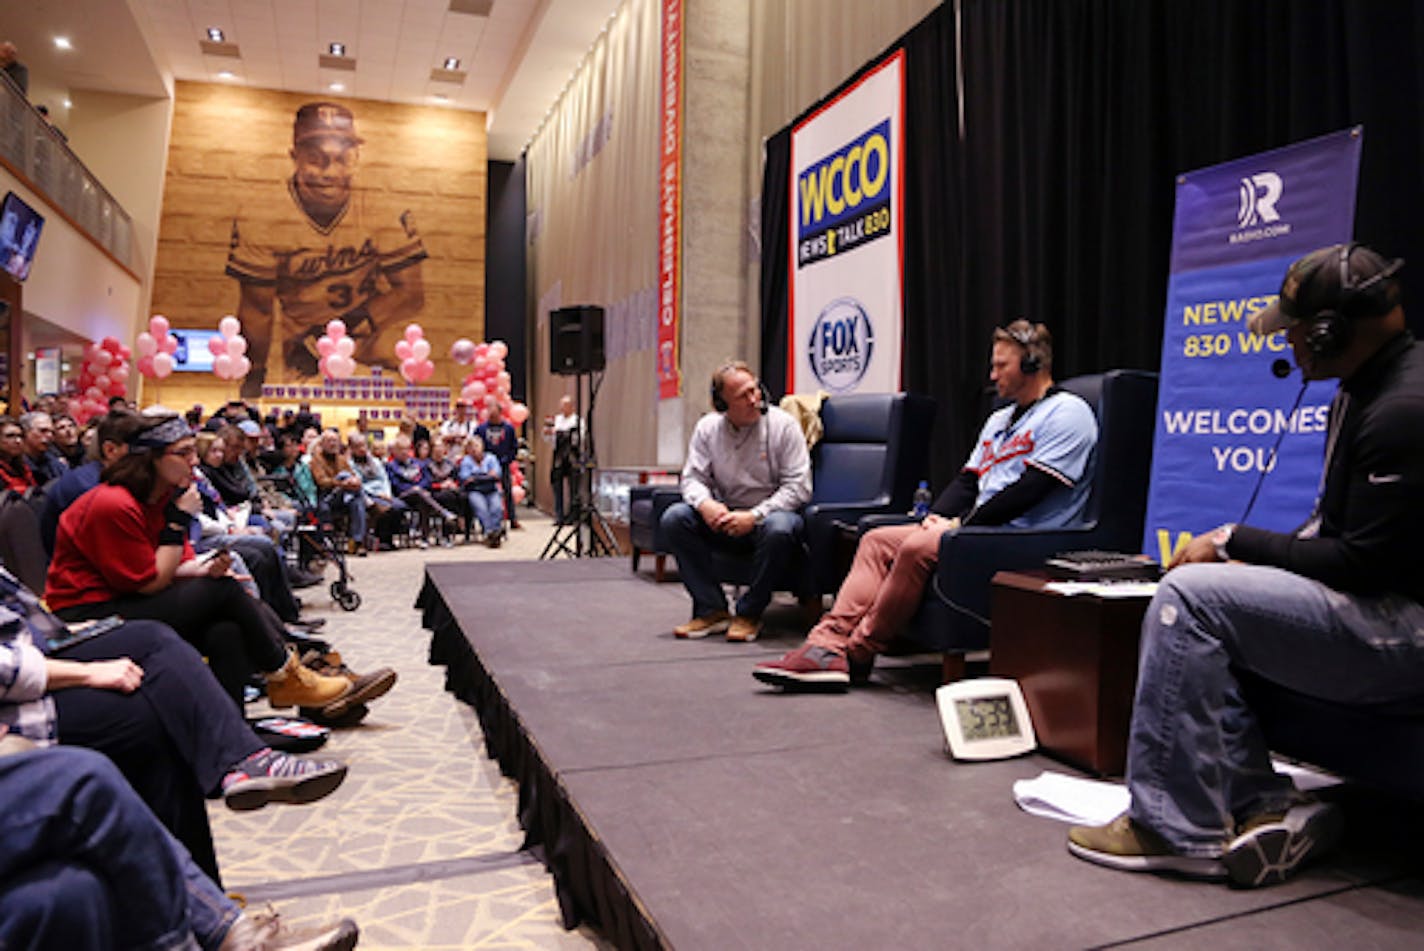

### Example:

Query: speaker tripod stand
xmin=539 ymin=368 xmax=619 ymax=560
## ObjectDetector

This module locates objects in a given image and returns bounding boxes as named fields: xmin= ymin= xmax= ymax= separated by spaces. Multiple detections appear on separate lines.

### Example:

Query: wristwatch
xmin=1212 ymin=523 xmax=1236 ymax=562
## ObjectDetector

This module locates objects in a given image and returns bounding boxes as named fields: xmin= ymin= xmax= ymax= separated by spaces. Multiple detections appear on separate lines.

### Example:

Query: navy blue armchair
xmin=889 ymin=369 xmax=1159 ymax=661
xmin=629 ymin=392 xmax=936 ymax=592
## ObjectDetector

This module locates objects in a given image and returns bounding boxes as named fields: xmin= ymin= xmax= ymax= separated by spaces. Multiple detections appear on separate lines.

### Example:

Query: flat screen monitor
xmin=0 ymin=192 xmax=44 ymax=282
xmin=170 ymin=329 xmax=222 ymax=372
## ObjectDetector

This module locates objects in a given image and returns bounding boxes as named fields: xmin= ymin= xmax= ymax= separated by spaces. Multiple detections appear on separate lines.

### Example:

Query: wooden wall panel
xmin=152 ymin=82 xmax=487 ymax=400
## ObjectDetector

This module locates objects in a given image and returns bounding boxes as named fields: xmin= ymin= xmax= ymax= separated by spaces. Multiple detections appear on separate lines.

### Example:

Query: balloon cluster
xmin=457 ymin=339 xmax=529 ymax=502
xmin=316 ymin=320 xmax=356 ymax=379
xmin=396 ymin=324 xmax=435 ymax=383
xmin=136 ymin=315 xmax=178 ymax=380
xmin=210 ymin=316 xmax=251 ymax=381
xmin=73 ymin=336 xmax=131 ymax=423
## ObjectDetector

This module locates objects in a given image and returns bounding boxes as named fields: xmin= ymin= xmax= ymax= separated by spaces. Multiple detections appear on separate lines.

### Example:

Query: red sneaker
xmin=752 ymin=644 xmax=850 ymax=690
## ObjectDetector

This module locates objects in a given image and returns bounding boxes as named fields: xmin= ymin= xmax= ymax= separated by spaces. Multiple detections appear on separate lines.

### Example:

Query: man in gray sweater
xmin=662 ymin=361 xmax=813 ymax=642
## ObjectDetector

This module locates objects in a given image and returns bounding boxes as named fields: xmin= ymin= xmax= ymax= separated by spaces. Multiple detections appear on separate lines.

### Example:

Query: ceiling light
xmin=444 ymin=57 xmax=460 ymax=70
xmin=54 ymin=37 xmax=72 ymax=50
xmin=207 ymin=27 xmax=224 ymax=42
xmin=62 ymin=98 xmax=72 ymax=109
xmin=217 ymin=70 xmax=236 ymax=80
xmin=329 ymin=82 xmax=345 ymax=92
xmin=431 ymin=93 xmax=449 ymax=102
xmin=329 ymin=42 xmax=346 ymax=56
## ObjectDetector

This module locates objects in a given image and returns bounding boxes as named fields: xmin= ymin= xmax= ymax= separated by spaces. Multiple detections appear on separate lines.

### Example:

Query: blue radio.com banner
xmin=1142 ymin=128 xmax=1363 ymax=561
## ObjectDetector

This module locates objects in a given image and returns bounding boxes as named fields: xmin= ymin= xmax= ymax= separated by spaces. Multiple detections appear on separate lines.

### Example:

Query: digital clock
xmin=935 ymin=677 xmax=1036 ymax=761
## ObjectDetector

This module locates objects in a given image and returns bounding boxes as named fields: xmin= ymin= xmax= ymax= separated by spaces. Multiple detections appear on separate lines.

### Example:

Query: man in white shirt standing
xmin=543 ymin=395 xmax=581 ymax=524
xmin=662 ymin=361 xmax=812 ymax=643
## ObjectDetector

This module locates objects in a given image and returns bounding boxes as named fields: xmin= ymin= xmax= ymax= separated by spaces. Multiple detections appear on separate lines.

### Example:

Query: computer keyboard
xmin=1044 ymin=550 xmax=1162 ymax=580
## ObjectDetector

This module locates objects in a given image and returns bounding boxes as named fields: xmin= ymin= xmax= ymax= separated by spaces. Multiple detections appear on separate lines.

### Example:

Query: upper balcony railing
xmin=0 ymin=75 xmax=135 ymax=272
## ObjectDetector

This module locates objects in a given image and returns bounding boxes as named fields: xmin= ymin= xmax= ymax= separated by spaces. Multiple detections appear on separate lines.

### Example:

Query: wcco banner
xmin=787 ymin=51 xmax=904 ymax=395
xmin=1142 ymin=128 xmax=1363 ymax=561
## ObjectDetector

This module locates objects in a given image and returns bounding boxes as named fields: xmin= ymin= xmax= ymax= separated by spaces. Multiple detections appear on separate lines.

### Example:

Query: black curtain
xmin=762 ymin=0 xmax=1424 ymax=489
xmin=487 ymin=157 xmax=528 ymax=400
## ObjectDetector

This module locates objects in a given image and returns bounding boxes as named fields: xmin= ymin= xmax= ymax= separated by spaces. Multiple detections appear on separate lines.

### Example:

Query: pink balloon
xmin=119 ymin=345 xmax=132 ymax=360
xmin=335 ymin=337 xmax=355 ymax=358
xmin=219 ymin=316 xmax=241 ymax=339
xmin=152 ymin=352 xmax=174 ymax=378
xmin=162 ymin=336 xmax=178 ymax=355
xmin=466 ymin=380 xmax=487 ymax=401
xmin=111 ymin=382 xmax=127 ymax=398
xmin=400 ymin=357 xmax=418 ymax=382
xmin=214 ymin=353 xmax=234 ymax=378
xmin=136 ymin=332 xmax=157 ymax=357
xmin=137 ymin=355 xmax=155 ymax=377
xmin=416 ymin=359 xmax=434 ymax=382
xmin=85 ymin=386 xmax=104 ymax=402
xmin=489 ymin=357 xmax=506 ymax=373
xmin=234 ymin=356 xmax=251 ymax=378
xmin=450 ymin=339 xmax=475 ymax=365
xmin=395 ymin=340 xmax=413 ymax=361
xmin=226 ymin=336 xmax=247 ymax=357
xmin=93 ymin=349 xmax=113 ymax=368
xmin=108 ymin=365 xmax=129 ymax=383
xmin=471 ymin=355 xmax=487 ymax=373
xmin=208 ymin=336 xmax=226 ymax=357
xmin=489 ymin=340 xmax=508 ymax=360
xmin=93 ymin=376 xmax=111 ymax=395
xmin=102 ymin=336 xmax=122 ymax=353
xmin=317 ymin=337 xmax=337 ymax=357
xmin=318 ymin=356 xmax=330 ymax=378
xmin=496 ymin=371 xmax=511 ymax=388
xmin=326 ymin=320 xmax=346 ymax=339
xmin=475 ymin=341 xmax=489 ymax=355
xmin=512 ymin=484 xmax=526 ymax=504
xmin=508 ymin=402 xmax=529 ymax=426
xmin=149 ymin=316 xmax=170 ymax=337
xmin=412 ymin=339 xmax=431 ymax=361
xmin=404 ymin=324 xmax=423 ymax=343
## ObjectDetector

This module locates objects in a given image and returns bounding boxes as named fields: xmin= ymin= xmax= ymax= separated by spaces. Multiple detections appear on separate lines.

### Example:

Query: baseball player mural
xmin=226 ymin=102 xmax=428 ymax=397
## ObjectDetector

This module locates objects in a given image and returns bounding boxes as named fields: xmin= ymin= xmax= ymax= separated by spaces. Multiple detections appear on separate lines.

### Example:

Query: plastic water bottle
xmin=911 ymin=480 xmax=932 ymax=519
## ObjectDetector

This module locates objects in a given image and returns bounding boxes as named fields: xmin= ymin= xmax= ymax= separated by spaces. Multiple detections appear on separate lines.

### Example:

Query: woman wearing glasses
xmin=43 ymin=415 xmax=356 ymax=713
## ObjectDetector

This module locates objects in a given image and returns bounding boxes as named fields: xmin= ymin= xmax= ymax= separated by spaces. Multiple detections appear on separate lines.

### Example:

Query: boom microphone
xmin=1271 ymin=359 xmax=1293 ymax=378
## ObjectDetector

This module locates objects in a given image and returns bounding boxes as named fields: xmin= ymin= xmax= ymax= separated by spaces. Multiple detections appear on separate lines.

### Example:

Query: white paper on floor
xmin=1014 ymin=759 xmax=1343 ymax=825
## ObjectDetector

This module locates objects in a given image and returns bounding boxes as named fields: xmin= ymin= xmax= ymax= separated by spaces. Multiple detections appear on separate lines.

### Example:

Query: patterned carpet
xmin=209 ymin=511 xmax=609 ymax=949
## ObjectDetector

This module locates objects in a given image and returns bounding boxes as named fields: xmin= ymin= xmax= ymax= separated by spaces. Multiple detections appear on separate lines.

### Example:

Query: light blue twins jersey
xmin=966 ymin=390 xmax=1098 ymax=528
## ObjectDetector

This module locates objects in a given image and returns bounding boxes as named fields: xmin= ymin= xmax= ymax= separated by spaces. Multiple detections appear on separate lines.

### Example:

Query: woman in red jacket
xmin=44 ymin=414 xmax=355 ymax=713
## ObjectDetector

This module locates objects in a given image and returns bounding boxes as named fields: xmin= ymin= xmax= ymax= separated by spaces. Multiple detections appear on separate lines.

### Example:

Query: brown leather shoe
xmin=673 ymin=611 xmax=731 ymax=639
xmin=726 ymin=615 xmax=763 ymax=642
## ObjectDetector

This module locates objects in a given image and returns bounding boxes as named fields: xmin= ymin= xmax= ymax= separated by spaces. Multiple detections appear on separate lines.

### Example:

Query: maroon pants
xmin=806 ymin=522 xmax=952 ymax=662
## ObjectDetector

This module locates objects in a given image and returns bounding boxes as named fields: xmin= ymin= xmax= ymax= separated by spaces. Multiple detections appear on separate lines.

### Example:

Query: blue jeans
xmin=0 ymin=747 xmax=237 ymax=950
xmin=1127 ymin=563 xmax=1424 ymax=856
xmin=660 ymin=502 xmax=806 ymax=619
xmin=466 ymin=488 xmax=504 ymax=535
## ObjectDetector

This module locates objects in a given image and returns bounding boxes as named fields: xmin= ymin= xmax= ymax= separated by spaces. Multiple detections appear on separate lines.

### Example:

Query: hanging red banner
xmin=656 ymin=0 xmax=684 ymax=400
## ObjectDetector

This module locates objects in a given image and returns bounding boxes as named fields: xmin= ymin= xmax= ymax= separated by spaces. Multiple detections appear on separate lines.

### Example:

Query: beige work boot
xmin=266 ymin=648 xmax=352 ymax=711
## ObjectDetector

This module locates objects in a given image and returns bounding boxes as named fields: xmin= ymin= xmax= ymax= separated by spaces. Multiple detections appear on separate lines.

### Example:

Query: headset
xmin=710 ymin=361 xmax=769 ymax=414
xmin=1304 ymin=243 xmax=1405 ymax=359
xmin=1001 ymin=321 xmax=1049 ymax=375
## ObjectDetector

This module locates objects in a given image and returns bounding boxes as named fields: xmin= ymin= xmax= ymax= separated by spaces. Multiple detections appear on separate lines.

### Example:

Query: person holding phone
xmin=43 ymin=415 xmax=361 ymax=715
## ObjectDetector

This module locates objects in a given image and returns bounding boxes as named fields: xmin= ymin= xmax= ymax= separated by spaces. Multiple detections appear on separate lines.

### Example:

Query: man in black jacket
xmin=1069 ymin=244 xmax=1424 ymax=887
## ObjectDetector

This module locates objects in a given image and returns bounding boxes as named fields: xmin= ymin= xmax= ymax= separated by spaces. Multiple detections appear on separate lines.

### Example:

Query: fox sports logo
xmin=808 ymin=298 xmax=875 ymax=393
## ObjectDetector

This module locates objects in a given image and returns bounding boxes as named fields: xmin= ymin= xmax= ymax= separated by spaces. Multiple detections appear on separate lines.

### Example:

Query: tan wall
xmin=151 ymin=82 xmax=487 ymax=401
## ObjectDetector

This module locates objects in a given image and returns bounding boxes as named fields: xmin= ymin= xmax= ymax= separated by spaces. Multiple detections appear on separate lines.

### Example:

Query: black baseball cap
xmin=1249 ymin=243 xmax=1403 ymax=335
xmin=293 ymin=102 xmax=364 ymax=146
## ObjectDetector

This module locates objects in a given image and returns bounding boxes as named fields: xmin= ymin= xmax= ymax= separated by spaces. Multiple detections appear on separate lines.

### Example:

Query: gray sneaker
xmin=1223 ymin=800 xmax=1342 ymax=887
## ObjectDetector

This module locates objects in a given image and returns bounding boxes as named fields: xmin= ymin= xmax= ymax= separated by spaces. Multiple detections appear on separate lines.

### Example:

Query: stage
xmin=418 ymin=560 xmax=1424 ymax=949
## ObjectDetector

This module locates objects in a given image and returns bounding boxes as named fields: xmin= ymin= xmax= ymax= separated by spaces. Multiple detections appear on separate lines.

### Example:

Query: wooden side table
xmin=987 ymin=571 xmax=1153 ymax=776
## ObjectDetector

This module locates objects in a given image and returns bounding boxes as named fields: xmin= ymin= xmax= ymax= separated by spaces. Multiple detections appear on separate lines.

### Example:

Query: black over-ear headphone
xmin=710 ymin=362 xmax=769 ymax=414
xmin=1305 ymin=243 xmax=1405 ymax=358
xmin=1005 ymin=322 xmax=1045 ymax=375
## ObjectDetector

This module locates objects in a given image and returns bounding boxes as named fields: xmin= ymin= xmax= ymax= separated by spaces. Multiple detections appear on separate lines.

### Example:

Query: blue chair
xmin=629 ymin=392 xmax=936 ymax=594
xmin=886 ymin=370 xmax=1159 ymax=670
